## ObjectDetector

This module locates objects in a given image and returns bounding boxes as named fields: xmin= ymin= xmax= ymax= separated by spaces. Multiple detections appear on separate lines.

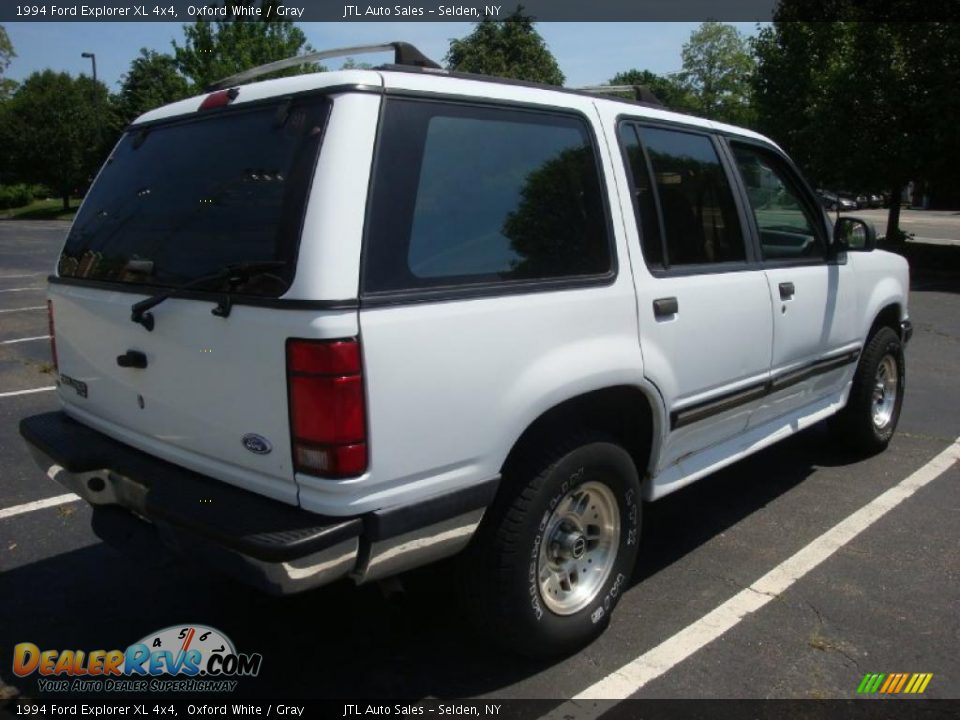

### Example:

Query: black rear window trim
xmin=359 ymin=272 xmax=618 ymax=309
xmin=359 ymin=94 xmax=619 ymax=303
xmin=47 ymin=275 xmax=358 ymax=311
xmin=61 ymin=93 xmax=334 ymax=300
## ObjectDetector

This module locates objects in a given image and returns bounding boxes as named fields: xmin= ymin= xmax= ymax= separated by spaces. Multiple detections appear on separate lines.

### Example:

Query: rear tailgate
xmin=50 ymin=286 xmax=358 ymax=505
xmin=48 ymin=91 xmax=353 ymax=505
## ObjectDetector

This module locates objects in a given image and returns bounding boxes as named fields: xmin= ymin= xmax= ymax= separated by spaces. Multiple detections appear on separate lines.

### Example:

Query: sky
xmin=3 ymin=21 xmax=764 ymax=90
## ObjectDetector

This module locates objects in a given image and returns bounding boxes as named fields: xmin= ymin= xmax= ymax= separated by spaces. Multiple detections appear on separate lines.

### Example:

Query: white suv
xmin=21 ymin=43 xmax=911 ymax=656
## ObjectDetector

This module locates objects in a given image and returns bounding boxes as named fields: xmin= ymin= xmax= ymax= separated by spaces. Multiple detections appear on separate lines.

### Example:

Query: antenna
xmin=206 ymin=41 xmax=441 ymax=91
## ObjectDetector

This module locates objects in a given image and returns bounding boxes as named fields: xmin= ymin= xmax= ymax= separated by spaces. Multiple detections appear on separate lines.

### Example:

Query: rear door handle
xmin=653 ymin=297 xmax=678 ymax=318
xmin=779 ymin=282 xmax=795 ymax=300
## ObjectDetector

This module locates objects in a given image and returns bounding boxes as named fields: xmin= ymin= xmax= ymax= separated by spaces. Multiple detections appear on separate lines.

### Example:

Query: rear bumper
xmin=20 ymin=411 xmax=497 ymax=594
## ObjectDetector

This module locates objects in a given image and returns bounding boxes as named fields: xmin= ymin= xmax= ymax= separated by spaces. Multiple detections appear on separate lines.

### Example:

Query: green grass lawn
xmin=0 ymin=198 xmax=81 ymax=221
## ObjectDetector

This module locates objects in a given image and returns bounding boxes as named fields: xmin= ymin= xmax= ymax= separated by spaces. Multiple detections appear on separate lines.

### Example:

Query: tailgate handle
xmin=117 ymin=350 xmax=148 ymax=369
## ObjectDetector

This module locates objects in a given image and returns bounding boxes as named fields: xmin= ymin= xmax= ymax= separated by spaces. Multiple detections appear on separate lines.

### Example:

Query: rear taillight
xmin=287 ymin=338 xmax=367 ymax=478
xmin=47 ymin=300 xmax=58 ymax=372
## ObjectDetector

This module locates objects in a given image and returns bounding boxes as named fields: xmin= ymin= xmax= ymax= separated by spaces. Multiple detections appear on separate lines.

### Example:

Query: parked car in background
xmin=868 ymin=193 xmax=883 ymax=208
xmin=822 ymin=191 xmax=857 ymax=211
xmin=838 ymin=192 xmax=861 ymax=210
xmin=817 ymin=189 xmax=840 ymax=210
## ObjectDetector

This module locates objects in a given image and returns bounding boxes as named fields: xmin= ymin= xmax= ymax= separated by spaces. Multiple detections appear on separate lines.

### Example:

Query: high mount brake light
xmin=199 ymin=88 xmax=239 ymax=111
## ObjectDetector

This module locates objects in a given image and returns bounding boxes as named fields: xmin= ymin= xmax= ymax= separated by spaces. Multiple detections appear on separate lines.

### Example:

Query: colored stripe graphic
xmin=893 ymin=674 xmax=909 ymax=693
xmin=860 ymin=673 xmax=886 ymax=693
xmin=858 ymin=672 xmax=932 ymax=694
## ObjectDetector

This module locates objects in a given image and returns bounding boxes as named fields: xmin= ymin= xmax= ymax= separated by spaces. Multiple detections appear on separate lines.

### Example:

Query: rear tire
xmin=835 ymin=327 xmax=904 ymax=453
xmin=468 ymin=434 xmax=642 ymax=657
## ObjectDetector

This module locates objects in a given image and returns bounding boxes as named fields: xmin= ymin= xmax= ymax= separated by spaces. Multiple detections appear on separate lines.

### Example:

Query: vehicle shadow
xmin=0 ymin=425 xmax=864 ymax=701
xmin=904 ymin=243 xmax=960 ymax=293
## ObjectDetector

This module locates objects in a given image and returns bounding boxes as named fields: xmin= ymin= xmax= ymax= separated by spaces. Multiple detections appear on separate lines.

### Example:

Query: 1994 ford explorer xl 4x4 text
xmin=20 ymin=42 xmax=911 ymax=657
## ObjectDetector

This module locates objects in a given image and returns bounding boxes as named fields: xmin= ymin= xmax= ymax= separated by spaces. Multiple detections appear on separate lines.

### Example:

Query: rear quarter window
xmin=362 ymin=99 xmax=612 ymax=295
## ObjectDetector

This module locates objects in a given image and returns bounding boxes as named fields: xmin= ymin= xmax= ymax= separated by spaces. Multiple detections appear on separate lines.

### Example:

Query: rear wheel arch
xmin=499 ymin=385 xmax=660 ymax=491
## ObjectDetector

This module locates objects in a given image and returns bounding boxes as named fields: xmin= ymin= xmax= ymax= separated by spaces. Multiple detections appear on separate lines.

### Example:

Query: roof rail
xmin=577 ymin=85 xmax=663 ymax=106
xmin=206 ymin=41 xmax=441 ymax=91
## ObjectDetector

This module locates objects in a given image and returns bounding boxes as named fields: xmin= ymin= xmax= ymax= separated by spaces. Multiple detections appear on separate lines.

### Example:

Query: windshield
xmin=58 ymin=96 xmax=330 ymax=297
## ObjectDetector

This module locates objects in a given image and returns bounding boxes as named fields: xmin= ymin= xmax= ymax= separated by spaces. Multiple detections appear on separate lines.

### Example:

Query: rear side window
xmin=363 ymin=99 xmax=612 ymax=294
xmin=619 ymin=124 xmax=663 ymax=267
xmin=620 ymin=123 xmax=745 ymax=269
xmin=59 ymin=97 xmax=330 ymax=296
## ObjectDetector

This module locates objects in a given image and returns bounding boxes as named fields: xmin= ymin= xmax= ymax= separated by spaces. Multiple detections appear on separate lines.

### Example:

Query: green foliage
xmin=752 ymin=8 xmax=960 ymax=237
xmin=503 ymin=147 xmax=606 ymax=277
xmin=0 ymin=183 xmax=33 ymax=209
xmin=608 ymin=69 xmax=697 ymax=112
xmin=446 ymin=8 xmax=564 ymax=86
xmin=118 ymin=49 xmax=191 ymax=123
xmin=172 ymin=0 xmax=320 ymax=91
xmin=679 ymin=22 xmax=756 ymax=125
xmin=609 ymin=23 xmax=754 ymax=123
xmin=0 ymin=24 xmax=17 ymax=100
xmin=341 ymin=57 xmax=373 ymax=70
xmin=0 ymin=70 xmax=117 ymax=209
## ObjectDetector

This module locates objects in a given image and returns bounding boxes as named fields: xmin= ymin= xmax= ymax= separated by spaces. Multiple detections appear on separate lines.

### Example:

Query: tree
xmin=752 ymin=9 xmax=959 ymax=243
xmin=341 ymin=57 xmax=373 ymax=70
xmin=172 ymin=0 xmax=319 ymax=91
xmin=3 ymin=71 xmax=114 ymax=210
xmin=117 ymin=49 xmax=190 ymax=123
xmin=446 ymin=8 xmax=564 ymax=86
xmin=679 ymin=22 xmax=756 ymax=125
xmin=607 ymin=69 xmax=696 ymax=112
xmin=0 ymin=25 xmax=16 ymax=100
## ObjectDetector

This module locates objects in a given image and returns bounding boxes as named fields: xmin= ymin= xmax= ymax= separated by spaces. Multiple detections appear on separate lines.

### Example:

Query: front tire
xmin=469 ymin=435 xmax=642 ymax=657
xmin=836 ymin=327 xmax=905 ymax=453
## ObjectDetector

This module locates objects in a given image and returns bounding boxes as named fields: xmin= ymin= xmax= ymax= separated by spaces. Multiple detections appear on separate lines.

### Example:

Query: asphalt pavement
xmin=0 ymin=220 xmax=957 ymax=706
xmin=846 ymin=208 xmax=960 ymax=247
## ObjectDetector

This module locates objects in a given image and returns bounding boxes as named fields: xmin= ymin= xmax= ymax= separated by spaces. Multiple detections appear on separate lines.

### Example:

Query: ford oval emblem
xmin=242 ymin=434 xmax=272 ymax=455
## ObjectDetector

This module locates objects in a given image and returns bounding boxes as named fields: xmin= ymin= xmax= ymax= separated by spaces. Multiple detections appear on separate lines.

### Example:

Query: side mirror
xmin=834 ymin=216 xmax=877 ymax=252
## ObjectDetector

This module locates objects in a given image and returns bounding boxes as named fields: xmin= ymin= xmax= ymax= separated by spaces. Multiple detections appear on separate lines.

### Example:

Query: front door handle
xmin=779 ymin=282 xmax=795 ymax=300
xmin=653 ymin=297 xmax=679 ymax=318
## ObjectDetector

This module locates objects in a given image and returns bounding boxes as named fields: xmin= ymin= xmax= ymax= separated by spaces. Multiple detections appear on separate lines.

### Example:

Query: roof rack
xmin=577 ymin=85 xmax=664 ymax=106
xmin=206 ymin=41 xmax=441 ymax=91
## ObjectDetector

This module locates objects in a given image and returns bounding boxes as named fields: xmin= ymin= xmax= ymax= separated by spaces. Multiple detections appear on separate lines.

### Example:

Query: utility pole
xmin=81 ymin=52 xmax=97 ymax=83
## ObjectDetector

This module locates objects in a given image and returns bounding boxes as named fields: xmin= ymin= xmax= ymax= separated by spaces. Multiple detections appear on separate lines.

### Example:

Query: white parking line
xmin=1 ymin=335 xmax=50 ymax=345
xmin=0 ymin=287 xmax=44 ymax=293
xmin=0 ymin=274 xmax=40 ymax=279
xmin=0 ymin=493 xmax=80 ymax=521
xmin=0 ymin=386 xmax=56 ymax=399
xmin=0 ymin=306 xmax=45 ymax=314
xmin=541 ymin=437 xmax=960 ymax=717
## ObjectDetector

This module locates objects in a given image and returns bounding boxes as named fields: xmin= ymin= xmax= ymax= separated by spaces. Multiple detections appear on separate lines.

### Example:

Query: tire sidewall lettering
xmin=527 ymin=450 xmax=641 ymax=626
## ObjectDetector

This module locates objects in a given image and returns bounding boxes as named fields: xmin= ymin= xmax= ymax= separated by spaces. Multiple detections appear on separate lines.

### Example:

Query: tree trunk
xmin=62 ymin=194 xmax=70 ymax=212
xmin=885 ymin=182 xmax=903 ymax=247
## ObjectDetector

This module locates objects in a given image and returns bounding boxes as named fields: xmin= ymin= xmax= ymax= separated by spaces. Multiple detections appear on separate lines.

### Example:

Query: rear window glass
xmin=58 ymin=97 xmax=330 ymax=297
xmin=362 ymin=99 xmax=611 ymax=294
